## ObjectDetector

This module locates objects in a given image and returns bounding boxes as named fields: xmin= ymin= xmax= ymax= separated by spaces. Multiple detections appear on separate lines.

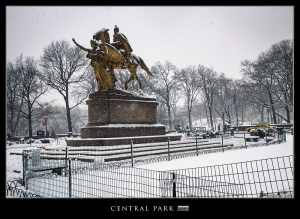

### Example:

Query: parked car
xmin=206 ymin=130 xmax=220 ymax=138
xmin=165 ymin=129 xmax=178 ymax=134
xmin=175 ymin=125 xmax=183 ymax=133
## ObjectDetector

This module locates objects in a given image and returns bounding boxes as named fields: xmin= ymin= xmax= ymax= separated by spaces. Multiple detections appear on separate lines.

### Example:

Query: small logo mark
xmin=177 ymin=206 xmax=189 ymax=211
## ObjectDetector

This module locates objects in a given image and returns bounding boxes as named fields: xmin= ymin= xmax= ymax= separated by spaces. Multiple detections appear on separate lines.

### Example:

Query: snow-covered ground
xmin=6 ymin=133 xmax=293 ymax=182
xmin=139 ymin=133 xmax=293 ymax=171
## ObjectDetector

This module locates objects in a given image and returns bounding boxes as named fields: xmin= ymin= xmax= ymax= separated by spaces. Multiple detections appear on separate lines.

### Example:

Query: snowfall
xmin=6 ymin=132 xmax=294 ymax=182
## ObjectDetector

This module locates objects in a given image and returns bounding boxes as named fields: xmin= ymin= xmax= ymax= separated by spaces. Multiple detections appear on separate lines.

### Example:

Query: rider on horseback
xmin=73 ymin=26 xmax=153 ymax=91
xmin=112 ymin=25 xmax=133 ymax=64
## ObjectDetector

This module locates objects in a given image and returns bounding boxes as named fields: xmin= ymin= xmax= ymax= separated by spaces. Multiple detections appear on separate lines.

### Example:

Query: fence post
xmin=65 ymin=147 xmax=68 ymax=176
xmin=68 ymin=159 xmax=72 ymax=198
xmin=244 ymin=132 xmax=247 ymax=148
xmin=22 ymin=150 xmax=28 ymax=188
xmin=131 ymin=140 xmax=134 ymax=167
xmin=172 ymin=172 xmax=176 ymax=198
xmin=266 ymin=129 xmax=268 ymax=146
xmin=167 ymin=137 xmax=170 ymax=161
xmin=222 ymin=133 xmax=223 ymax=147
xmin=196 ymin=136 xmax=198 ymax=156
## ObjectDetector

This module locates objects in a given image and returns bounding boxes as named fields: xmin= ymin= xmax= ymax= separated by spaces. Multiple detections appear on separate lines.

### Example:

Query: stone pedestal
xmin=67 ymin=89 xmax=181 ymax=146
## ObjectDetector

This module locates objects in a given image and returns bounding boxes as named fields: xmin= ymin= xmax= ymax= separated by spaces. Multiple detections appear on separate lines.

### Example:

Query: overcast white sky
xmin=6 ymin=6 xmax=294 ymax=80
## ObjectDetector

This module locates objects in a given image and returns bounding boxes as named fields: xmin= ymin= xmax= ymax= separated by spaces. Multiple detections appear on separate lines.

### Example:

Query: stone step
xmin=66 ymin=134 xmax=182 ymax=146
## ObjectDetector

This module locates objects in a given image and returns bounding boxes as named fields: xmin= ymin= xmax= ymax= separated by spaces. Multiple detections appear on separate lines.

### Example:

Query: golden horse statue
xmin=91 ymin=27 xmax=154 ymax=90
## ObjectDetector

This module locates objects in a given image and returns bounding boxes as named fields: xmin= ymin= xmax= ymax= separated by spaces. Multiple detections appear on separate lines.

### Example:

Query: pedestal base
xmin=66 ymin=89 xmax=182 ymax=147
xmin=81 ymin=124 xmax=165 ymax=138
xmin=85 ymin=89 xmax=158 ymax=126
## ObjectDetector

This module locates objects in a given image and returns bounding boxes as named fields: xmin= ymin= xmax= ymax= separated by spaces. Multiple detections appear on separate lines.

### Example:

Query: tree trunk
xmin=65 ymin=97 xmax=73 ymax=136
xmin=168 ymin=105 xmax=172 ymax=129
xmin=209 ymin=105 xmax=214 ymax=131
xmin=261 ymin=105 xmax=264 ymax=122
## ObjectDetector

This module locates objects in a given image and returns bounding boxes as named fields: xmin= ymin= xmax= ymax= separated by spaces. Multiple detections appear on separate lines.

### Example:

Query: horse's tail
xmin=137 ymin=56 xmax=153 ymax=77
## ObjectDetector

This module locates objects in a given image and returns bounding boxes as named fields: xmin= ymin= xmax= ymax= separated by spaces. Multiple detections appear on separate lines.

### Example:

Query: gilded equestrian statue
xmin=73 ymin=27 xmax=153 ymax=91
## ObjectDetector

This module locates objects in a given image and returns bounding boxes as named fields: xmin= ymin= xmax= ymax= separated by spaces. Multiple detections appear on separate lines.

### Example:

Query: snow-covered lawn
xmin=6 ymin=134 xmax=294 ymax=197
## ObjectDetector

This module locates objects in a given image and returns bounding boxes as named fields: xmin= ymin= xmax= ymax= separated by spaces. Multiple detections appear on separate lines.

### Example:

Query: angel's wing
xmin=105 ymin=43 xmax=125 ymax=63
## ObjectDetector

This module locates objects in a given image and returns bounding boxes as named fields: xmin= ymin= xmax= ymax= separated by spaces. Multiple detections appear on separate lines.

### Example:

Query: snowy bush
xmin=7 ymin=141 xmax=14 ymax=146
xmin=33 ymin=140 xmax=42 ymax=144
xmin=249 ymin=129 xmax=256 ymax=136
xmin=25 ymin=139 xmax=35 ymax=144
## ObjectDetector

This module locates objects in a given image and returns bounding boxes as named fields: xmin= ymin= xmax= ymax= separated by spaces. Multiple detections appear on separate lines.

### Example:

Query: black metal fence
xmin=160 ymin=155 xmax=293 ymax=198
xmin=6 ymin=130 xmax=292 ymax=198
xmin=6 ymin=179 xmax=41 ymax=198
xmin=17 ymin=153 xmax=293 ymax=198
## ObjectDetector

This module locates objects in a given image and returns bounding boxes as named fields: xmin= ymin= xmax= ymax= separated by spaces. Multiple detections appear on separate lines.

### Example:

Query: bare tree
xmin=148 ymin=61 xmax=180 ymax=129
xmin=71 ymin=106 xmax=88 ymax=133
xmin=214 ymin=73 xmax=234 ymax=124
xmin=197 ymin=65 xmax=219 ymax=131
xmin=45 ymin=105 xmax=68 ymax=135
xmin=20 ymin=56 xmax=50 ymax=137
xmin=39 ymin=39 xmax=89 ymax=135
xmin=178 ymin=65 xmax=202 ymax=130
xmin=191 ymin=99 xmax=207 ymax=126
xmin=266 ymin=39 xmax=293 ymax=123
xmin=136 ymin=67 xmax=155 ymax=95
xmin=6 ymin=55 xmax=24 ymax=135
xmin=233 ymin=80 xmax=253 ymax=124
xmin=241 ymin=39 xmax=293 ymax=124
xmin=170 ymin=90 xmax=182 ymax=129
xmin=71 ymin=66 xmax=97 ymax=102
xmin=6 ymin=54 xmax=51 ymax=137
xmin=241 ymin=58 xmax=277 ymax=123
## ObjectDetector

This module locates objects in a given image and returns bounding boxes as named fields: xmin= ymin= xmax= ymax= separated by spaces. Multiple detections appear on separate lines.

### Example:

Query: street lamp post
xmin=235 ymin=99 xmax=239 ymax=133
xmin=44 ymin=117 xmax=48 ymax=137
xmin=228 ymin=79 xmax=239 ymax=133
xmin=233 ymin=88 xmax=239 ymax=133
